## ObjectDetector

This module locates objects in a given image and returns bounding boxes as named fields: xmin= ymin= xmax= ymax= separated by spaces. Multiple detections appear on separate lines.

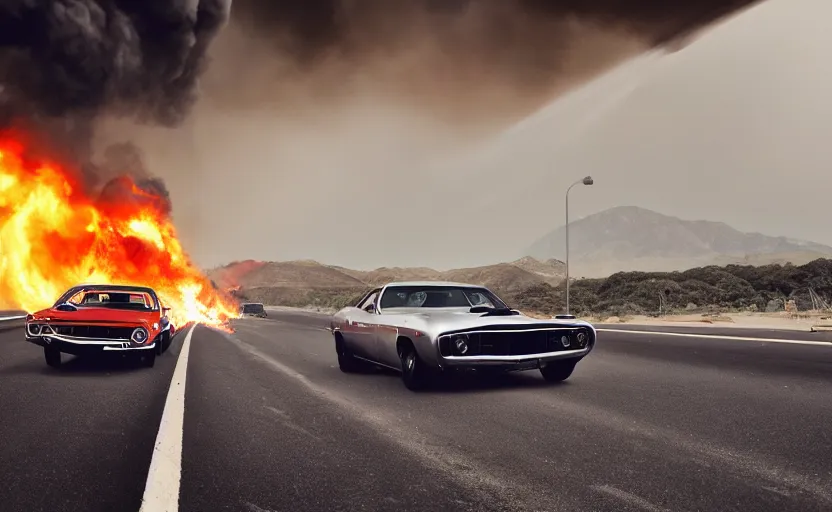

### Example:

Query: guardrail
xmin=0 ymin=311 xmax=27 ymax=324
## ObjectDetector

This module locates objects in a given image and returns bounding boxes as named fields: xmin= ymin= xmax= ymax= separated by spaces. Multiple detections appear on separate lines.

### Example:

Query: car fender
xmin=400 ymin=328 xmax=440 ymax=368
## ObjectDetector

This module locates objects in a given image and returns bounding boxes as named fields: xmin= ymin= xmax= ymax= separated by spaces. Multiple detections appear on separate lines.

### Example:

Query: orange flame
xmin=0 ymin=134 xmax=237 ymax=330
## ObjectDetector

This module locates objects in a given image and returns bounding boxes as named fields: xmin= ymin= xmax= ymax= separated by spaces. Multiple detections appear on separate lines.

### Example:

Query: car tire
xmin=540 ymin=360 xmax=576 ymax=382
xmin=158 ymin=331 xmax=171 ymax=355
xmin=44 ymin=347 xmax=61 ymax=368
xmin=335 ymin=334 xmax=363 ymax=373
xmin=399 ymin=343 xmax=430 ymax=391
xmin=141 ymin=351 xmax=156 ymax=368
xmin=155 ymin=334 xmax=164 ymax=356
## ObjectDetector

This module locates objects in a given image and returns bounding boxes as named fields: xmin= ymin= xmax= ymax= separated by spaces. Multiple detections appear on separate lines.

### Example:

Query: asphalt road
xmin=1 ymin=311 xmax=831 ymax=512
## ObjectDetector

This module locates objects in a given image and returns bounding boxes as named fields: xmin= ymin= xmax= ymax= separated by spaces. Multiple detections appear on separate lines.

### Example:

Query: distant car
xmin=330 ymin=281 xmax=596 ymax=391
xmin=25 ymin=284 xmax=174 ymax=368
xmin=239 ymin=303 xmax=268 ymax=318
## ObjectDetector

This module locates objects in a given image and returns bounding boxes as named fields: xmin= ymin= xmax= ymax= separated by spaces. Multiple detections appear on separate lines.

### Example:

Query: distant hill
xmin=209 ymin=256 xmax=832 ymax=317
xmin=208 ymin=259 xmax=366 ymax=290
xmin=511 ymin=256 xmax=566 ymax=284
xmin=207 ymin=256 xmax=567 ymax=306
xmin=332 ymin=266 xmax=443 ymax=286
xmin=525 ymin=206 xmax=832 ymax=277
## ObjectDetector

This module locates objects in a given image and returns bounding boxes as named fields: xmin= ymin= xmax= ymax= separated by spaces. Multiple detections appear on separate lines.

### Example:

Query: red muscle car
xmin=25 ymin=284 xmax=175 ymax=369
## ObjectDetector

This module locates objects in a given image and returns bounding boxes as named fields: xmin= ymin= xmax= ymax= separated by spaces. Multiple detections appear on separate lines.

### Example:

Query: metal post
xmin=564 ymin=176 xmax=593 ymax=316
xmin=566 ymin=187 xmax=571 ymax=315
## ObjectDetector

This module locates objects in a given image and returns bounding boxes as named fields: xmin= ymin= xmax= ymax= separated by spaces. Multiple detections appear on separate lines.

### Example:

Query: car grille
xmin=48 ymin=325 xmax=135 ymax=340
xmin=439 ymin=327 xmax=592 ymax=357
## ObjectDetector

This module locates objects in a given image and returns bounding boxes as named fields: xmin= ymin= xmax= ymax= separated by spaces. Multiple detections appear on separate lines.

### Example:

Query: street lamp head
xmin=582 ymin=176 xmax=594 ymax=186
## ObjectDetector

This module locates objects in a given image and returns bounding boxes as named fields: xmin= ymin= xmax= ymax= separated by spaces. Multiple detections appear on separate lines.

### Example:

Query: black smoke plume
xmin=231 ymin=1 xmax=764 ymax=53
xmin=0 ymin=0 xmax=232 ymax=203
xmin=0 ymin=0 xmax=231 ymax=124
xmin=1 ymin=1 xmax=764 ymax=195
xmin=212 ymin=0 xmax=765 ymax=126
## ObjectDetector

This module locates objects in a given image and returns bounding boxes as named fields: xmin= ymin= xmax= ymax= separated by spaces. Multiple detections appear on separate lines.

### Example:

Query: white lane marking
xmin=244 ymin=502 xmax=278 ymax=512
xmin=597 ymin=328 xmax=832 ymax=347
xmin=0 ymin=315 xmax=26 ymax=322
xmin=591 ymin=485 xmax=671 ymax=512
xmin=139 ymin=323 xmax=196 ymax=512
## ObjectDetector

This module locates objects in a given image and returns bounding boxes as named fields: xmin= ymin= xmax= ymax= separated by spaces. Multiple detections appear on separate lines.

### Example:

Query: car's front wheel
xmin=140 ymin=351 xmax=156 ymax=368
xmin=335 ymin=334 xmax=363 ymax=373
xmin=155 ymin=332 xmax=170 ymax=355
xmin=44 ymin=347 xmax=61 ymax=368
xmin=399 ymin=343 xmax=430 ymax=391
xmin=540 ymin=360 xmax=576 ymax=382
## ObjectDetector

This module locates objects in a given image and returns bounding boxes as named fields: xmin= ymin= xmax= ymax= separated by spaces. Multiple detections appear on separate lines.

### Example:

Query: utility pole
xmin=565 ymin=176 xmax=593 ymax=315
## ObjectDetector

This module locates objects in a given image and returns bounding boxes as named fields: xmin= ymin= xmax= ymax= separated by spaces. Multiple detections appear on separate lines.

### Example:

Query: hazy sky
xmin=113 ymin=0 xmax=830 ymax=271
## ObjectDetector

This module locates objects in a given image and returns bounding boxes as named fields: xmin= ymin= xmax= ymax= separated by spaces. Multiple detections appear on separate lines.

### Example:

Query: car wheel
xmin=540 ymin=360 xmax=576 ymax=382
xmin=155 ymin=335 xmax=164 ymax=356
xmin=141 ymin=351 xmax=156 ymax=368
xmin=399 ymin=343 xmax=429 ymax=391
xmin=335 ymin=334 xmax=363 ymax=373
xmin=44 ymin=347 xmax=61 ymax=368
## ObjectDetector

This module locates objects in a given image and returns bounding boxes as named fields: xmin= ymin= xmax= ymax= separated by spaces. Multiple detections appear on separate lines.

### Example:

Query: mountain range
xmin=525 ymin=206 xmax=832 ymax=277
xmin=208 ymin=206 xmax=832 ymax=301
xmin=207 ymin=256 xmax=567 ymax=307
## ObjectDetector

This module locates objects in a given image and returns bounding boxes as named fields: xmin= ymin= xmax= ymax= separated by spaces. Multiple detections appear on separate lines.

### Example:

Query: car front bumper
xmin=26 ymin=334 xmax=156 ymax=355
xmin=439 ymin=347 xmax=590 ymax=371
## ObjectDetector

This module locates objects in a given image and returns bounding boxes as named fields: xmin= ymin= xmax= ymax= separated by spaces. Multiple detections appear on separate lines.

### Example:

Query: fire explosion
xmin=0 ymin=134 xmax=237 ymax=330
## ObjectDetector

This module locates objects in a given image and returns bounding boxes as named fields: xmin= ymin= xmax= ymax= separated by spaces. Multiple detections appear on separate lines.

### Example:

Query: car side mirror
xmin=364 ymin=304 xmax=376 ymax=313
xmin=162 ymin=307 xmax=171 ymax=314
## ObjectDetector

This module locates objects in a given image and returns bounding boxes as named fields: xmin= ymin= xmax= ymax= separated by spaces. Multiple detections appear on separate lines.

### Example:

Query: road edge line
xmin=597 ymin=328 xmax=832 ymax=346
xmin=139 ymin=323 xmax=196 ymax=512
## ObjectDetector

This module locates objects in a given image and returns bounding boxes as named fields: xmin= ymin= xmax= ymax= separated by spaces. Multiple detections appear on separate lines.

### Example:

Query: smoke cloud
xmin=0 ymin=0 xmax=231 ymax=124
xmin=1 ymin=1 xmax=765 ymax=268
xmin=0 ymin=0 xmax=232 ymax=201
xmin=204 ymin=0 xmax=765 ymax=128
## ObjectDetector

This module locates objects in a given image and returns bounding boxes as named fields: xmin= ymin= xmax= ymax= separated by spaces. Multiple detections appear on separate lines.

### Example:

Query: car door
xmin=372 ymin=316 xmax=400 ymax=368
xmin=343 ymin=289 xmax=380 ymax=360
xmin=372 ymin=288 xmax=407 ymax=368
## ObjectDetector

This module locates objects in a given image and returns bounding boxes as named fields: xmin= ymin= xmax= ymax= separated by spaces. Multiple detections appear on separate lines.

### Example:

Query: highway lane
xmin=0 ymin=326 xmax=187 ymax=512
xmin=1 ymin=311 xmax=831 ymax=511
xmin=595 ymin=323 xmax=832 ymax=341
xmin=183 ymin=313 xmax=832 ymax=512
xmin=264 ymin=307 xmax=832 ymax=342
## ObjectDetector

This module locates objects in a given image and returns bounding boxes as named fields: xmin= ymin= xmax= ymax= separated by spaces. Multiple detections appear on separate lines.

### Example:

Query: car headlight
xmin=131 ymin=327 xmax=149 ymax=344
xmin=452 ymin=334 xmax=469 ymax=355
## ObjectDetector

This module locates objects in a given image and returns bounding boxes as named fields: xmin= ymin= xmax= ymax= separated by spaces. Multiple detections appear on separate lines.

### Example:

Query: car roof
xmin=71 ymin=284 xmax=157 ymax=294
xmin=382 ymin=281 xmax=485 ymax=288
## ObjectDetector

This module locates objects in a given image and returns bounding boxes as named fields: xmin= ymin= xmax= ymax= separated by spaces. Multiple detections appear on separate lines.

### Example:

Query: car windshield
xmin=379 ymin=285 xmax=507 ymax=310
xmin=242 ymin=303 xmax=265 ymax=314
xmin=67 ymin=290 xmax=156 ymax=311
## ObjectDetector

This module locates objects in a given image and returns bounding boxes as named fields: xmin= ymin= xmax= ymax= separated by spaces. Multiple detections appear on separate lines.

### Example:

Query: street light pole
xmin=565 ymin=176 xmax=593 ymax=315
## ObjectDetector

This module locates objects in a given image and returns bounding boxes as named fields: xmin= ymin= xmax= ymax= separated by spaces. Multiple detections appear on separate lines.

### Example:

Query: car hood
xmin=371 ymin=308 xmax=593 ymax=338
xmin=29 ymin=306 xmax=156 ymax=327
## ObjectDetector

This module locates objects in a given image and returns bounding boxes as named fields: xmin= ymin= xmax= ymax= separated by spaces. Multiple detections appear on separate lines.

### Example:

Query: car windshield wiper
xmin=469 ymin=306 xmax=518 ymax=316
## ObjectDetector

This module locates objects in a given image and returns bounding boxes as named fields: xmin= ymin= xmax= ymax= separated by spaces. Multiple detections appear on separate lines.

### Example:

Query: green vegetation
xmin=510 ymin=259 xmax=832 ymax=316
xmin=231 ymin=259 xmax=832 ymax=317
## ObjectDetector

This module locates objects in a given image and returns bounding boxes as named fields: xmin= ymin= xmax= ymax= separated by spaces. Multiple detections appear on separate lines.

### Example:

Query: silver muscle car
xmin=330 ymin=281 xmax=596 ymax=391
